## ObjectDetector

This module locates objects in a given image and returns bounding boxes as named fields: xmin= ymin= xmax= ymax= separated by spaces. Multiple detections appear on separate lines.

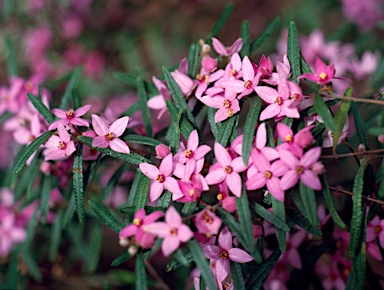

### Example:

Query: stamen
xmin=66 ymin=110 xmax=75 ymax=119
xmin=295 ymin=165 xmax=304 ymax=175
xmin=275 ymin=97 xmax=283 ymax=105
xmin=264 ymin=171 xmax=272 ymax=179
xmin=57 ymin=141 xmax=67 ymax=150
xmin=156 ymin=174 xmax=165 ymax=183
xmin=224 ymin=166 xmax=233 ymax=174
xmin=244 ymin=80 xmax=252 ymax=89
xmin=105 ymin=132 xmax=114 ymax=141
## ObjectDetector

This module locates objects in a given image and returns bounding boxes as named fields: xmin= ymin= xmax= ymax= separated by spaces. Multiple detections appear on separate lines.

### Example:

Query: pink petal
xmin=255 ymin=86 xmax=278 ymax=104
xmin=300 ymin=147 xmax=321 ymax=168
xmin=149 ymin=181 xmax=164 ymax=202
xmin=215 ymin=258 xmax=230 ymax=282
xmin=214 ymin=142 xmax=232 ymax=167
xmin=226 ymin=172 xmax=242 ymax=198
xmin=48 ymin=119 xmax=67 ymax=130
xmin=205 ymin=168 xmax=226 ymax=185
xmin=178 ymin=224 xmax=194 ymax=242
xmin=109 ymin=138 xmax=130 ymax=154
xmin=215 ymin=107 xmax=230 ymax=123
xmin=148 ymin=95 xmax=166 ymax=110
xmin=57 ymin=124 xmax=71 ymax=143
xmin=70 ymin=118 xmax=90 ymax=127
xmin=164 ymin=177 xmax=183 ymax=200
xmin=51 ymin=108 xmax=67 ymax=118
xmin=223 ymin=79 xmax=245 ymax=93
xmin=160 ymin=153 xmax=174 ymax=177
xmin=251 ymin=151 xmax=270 ymax=172
xmin=242 ymin=56 xmax=255 ymax=81
xmin=276 ymin=123 xmax=293 ymax=143
xmin=280 ymin=170 xmax=299 ymax=191
xmin=74 ymin=104 xmax=92 ymax=116
xmin=144 ymin=222 xmax=170 ymax=237
xmin=194 ymin=145 xmax=211 ymax=160
xmin=229 ymin=38 xmax=243 ymax=54
xmin=65 ymin=141 xmax=76 ymax=156
xmin=300 ymin=170 xmax=322 ymax=191
xmin=200 ymin=95 xmax=224 ymax=109
xmin=139 ymin=163 xmax=160 ymax=180
xmin=162 ymin=236 xmax=180 ymax=257
xmin=246 ymin=173 xmax=266 ymax=190
xmin=187 ymin=130 xmax=199 ymax=151
xmin=44 ymin=150 xmax=66 ymax=161
xmin=288 ymin=249 xmax=302 ymax=269
xmin=144 ymin=211 xmax=164 ymax=224
xmin=92 ymin=136 xmax=108 ymax=148
xmin=270 ymin=160 xmax=289 ymax=177
xmin=110 ymin=116 xmax=129 ymax=137
xmin=165 ymin=206 xmax=182 ymax=227
xmin=91 ymin=114 xmax=108 ymax=136
xmin=266 ymin=177 xmax=284 ymax=202
xmin=255 ymin=123 xmax=267 ymax=149
xmin=135 ymin=208 xmax=146 ymax=220
xmin=260 ymin=147 xmax=280 ymax=161
xmin=203 ymin=245 xmax=221 ymax=259
xmin=218 ymin=227 xmax=232 ymax=250
xmin=228 ymin=248 xmax=253 ymax=263
xmin=212 ymin=37 xmax=228 ymax=55
xmin=184 ymin=159 xmax=196 ymax=180
xmin=278 ymin=149 xmax=299 ymax=169
xmin=231 ymin=156 xmax=248 ymax=172
xmin=259 ymin=104 xmax=280 ymax=121
xmin=119 ymin=224 xmax=137 ymax=238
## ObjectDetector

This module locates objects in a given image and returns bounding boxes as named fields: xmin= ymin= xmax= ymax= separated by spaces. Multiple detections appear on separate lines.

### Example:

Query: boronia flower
xmin=43 ymin=124 xmax=76 ymax=161
xmin=48 ymin=104 xmax=91 ymax=130
xmin=91 ymin=114 xmax=130 ymax=154
xmin=298 ymin=57 xmax=336 ymax=85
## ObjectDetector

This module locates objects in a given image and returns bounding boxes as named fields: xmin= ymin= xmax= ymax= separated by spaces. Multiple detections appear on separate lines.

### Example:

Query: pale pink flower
xmin=263 ymin=55 xmax=290 ymax=86
xmin=172 ymin=70 xmax=195 ymax=97
xmin=212 ymin=37 xmax=243 ymax=57
xmin=294 ymin=125 xmax=315 ymax=148
xmin=283 ymin=230 xmax=306 ymax=269
xmin=82 ymin=130 xmax=100 ymax=161
xmin=43 ymin=124 xmax=76 ymax=161
xmin=315 ymin=261 xmax=346 ymax=290
xmin=366 ymin=215 xmax=384 ymax=248
xmin=0 ymin=212 xmax=27 ymax=257
xmin=119 ymin=208 xmax=164 ymax=249
xmin=49 ymin=104 xmax=91 ymax=130
xmin=143 ymin=206 xmax=193 ymax=257
xmin=195 ymin=67 xmax=225 ymax=100
xmin=203 ymin=227 xmax=253 ymax=282
xmin=91 ymin=114 xmax=130 ymax=154
xmin=139 ymin=153 xmax=183 ymax=202
xmin=147 ymin=76 xmax=171 ymax=119
xmin=205 ymin=143 xmax=248 ymax=198
xmin=250 ymin=123 xmax=279 ymax=163
xmin=195 ymin=209 xmax=222 ymax=237
xmin=299 ymin=57 xmax=336 ymax=85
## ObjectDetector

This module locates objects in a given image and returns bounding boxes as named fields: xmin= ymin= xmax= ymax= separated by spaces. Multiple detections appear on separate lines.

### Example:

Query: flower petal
xmin=228 ymin=248 xmax=253 ymax=263
xmin=109 ymin=138 xmax=130 ymax=154
xmin=110 ymin=116 xmax=129 ymax=137
xmin=92 ymin=114 xmax=109 ymax=136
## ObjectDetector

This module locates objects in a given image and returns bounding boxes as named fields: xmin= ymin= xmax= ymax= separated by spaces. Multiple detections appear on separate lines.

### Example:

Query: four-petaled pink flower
xmin=43 ymin=124 xmax=76 ymax=161
xmin=143 ymin=206 xmax=193 ymax=257
xmin=299 ymin=57 xmax=336 ymax=85
xmin=366 ymin=215 xmax=384 ymax=248
xmin=194 ymin=208 xmax=222 ymax=237
xmin=91 ymin=114 xmax=130 ymax=154
xmin=211 ymin=37 xmax=243 ymax=57
xmin=139 ymin=153 xmax=183 ymax=202
xmin=119 ymin=208 xmax=164 ymax=249
xmin=48 ymin=104 xmax=92 ymax=130
xmin=203 ymin=227 xmax=253 ymax=282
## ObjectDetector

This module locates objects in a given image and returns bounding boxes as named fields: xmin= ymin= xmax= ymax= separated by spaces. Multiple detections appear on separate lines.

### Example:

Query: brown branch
xmin=329 ymin=186 xmax=384 ymax=206
xmin=318 ymin=92 xmax=384 ymax=106
xmin=320 ymin=149 xmax=384 ymax=159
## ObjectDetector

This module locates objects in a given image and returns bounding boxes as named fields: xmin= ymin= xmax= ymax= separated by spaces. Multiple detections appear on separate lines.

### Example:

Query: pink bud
xmin=201 ymin=56 xmax=217 ymax=73
xmin=311 ymin=162 xmax=324 ymax=175
xmin=378 ymin=135 xmax=384 ymax=144
xmin=40 ymin=161 xmax=51 ymax=174
xmin=155 ymin=144 xmax=170 ymax=159
xmin=222 ymin=196 xmax=236 ymax=213
xmin=294 ymin=126 xmax=314 ymax=148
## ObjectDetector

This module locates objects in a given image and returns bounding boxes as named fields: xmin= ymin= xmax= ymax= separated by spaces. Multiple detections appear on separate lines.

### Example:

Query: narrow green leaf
xmin=208 ymin=108 xmax=220 ymax=139
xmin=230 ymin=263 xmax=246 ymax=290
xmin=205 ymin=3 xmax=233 ymax=42
xmin=300 ymin=57 xmax=321 ymax=92
xmin=111 ymin=250 xmax=131 ymax=266
xmin=5 ymin=249 xmax=18 ymax=290
xmin=125 ymin=169 xmax=145 ymax=211
xmin=299 ymin=182 xmax=319 ymax=226
xmin=250 ymin=17 xmax=280 ymax=55
xmin=351 ymin=102 xmax=370 ymax=150
xmin=39 ymin=175 xmax=53 ymax=224
xmin=239 ymin=21 xmax=251 ymax=58
xmin=88 ymin=222 xmax=103 ymax=272
xmin=49 ymin=209 xmax=63 ymax=262
xmin=27 ymin=93 xmax=54 ymax=124
xmin=172 ymin=249 xmax=190 ymax=267
xmin=88 ymin=200 xmax=124 ymax=233
xmin=44 ymin=71 xmax=73 ymax=91
xmin=156 ymin=190 xmax=172 ymax=210
xmin=113 ymin=72 xmax=137 ymax=87
xmin=333 ymin=87 xmax=352 ymax=152
xmin=63 ymin=194 xmax=76 ymax=228
xmin=137 ymin=73 xmax=153 ymax=137
xmin=19 ymin=248 xmax=42 ymax=282
xmin=59 ymin=67 xmax=81 ymax=110
xmin=2 ymin=0 xmax=14 ymax=20
xmin=14 ymin=152 xmax=41 ymax=199
xmin=368 ymin=127 xmax=384 ymax=136
xmin=187 ymin=42 xmax=200 ymax=77
xmin=165 ymin=100 xmax=194 ymax=140
xmin=134 ymin=174 xmax=150 ymax=212
xmin=352 ymin=207 xmax=367 ymax=290
xmin=271 ymin=198 xmax=287 ymax=252
xmin=125 ymin=134 xmax=161 ymax=147
xmin=12 ymin=130 xmax=55 ymax=174
xmin=242 ymin=97 xmax=262 ymax=165
xmin=286 ymin=208 xmax=322 ymax=236
xmin=287 ymin=21 xmax=301 ymax=82
xmin=301 ymin=99 xmax=339 ymax=118
xmin=250 ymin=202 xmax=290 ymax=231
xmin=217 ymin=116 xmax=236 ymax=146
xmin=319 ymin=175 xmax=346 ymax=229
xmin=5 ymin=36 xmax=17 ymax=77
xmin=77 ymin=136 xmax=150 ymax=164
xmin=314 ymin=94 xmax=336 ymax=133
xmin=166 ymin=252 xmax=193 ymax=271
xmin=73 ymin=143 xmax=85 ymax=223
xmin=350 ymin=159 xmax=365 ymax=257
xmin=135 ymin=252 xmax=147 ymax=290
xmin=245 ymin=249 xmax=281 ymax=290
xmin=188 ymin=239 xmax=217 ymax=290
xmin=121 ymin=102 xmax=140 ymax=117
xmin=181 ymin=201 xmax=197 ymax=217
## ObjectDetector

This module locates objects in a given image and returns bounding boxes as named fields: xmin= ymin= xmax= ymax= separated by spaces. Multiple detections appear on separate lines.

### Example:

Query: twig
xmin=320 ymin=149 xmax=384 ymax=159
xmin=329 ymin=186 xmax=384 ymax=206
xmin=143 ymin=259 xmax=170 ymax=290
xmin=319 ymin=91 xmax=384 ymax=106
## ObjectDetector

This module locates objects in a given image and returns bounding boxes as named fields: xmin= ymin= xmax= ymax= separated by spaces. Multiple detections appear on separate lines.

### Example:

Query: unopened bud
xmin=358 ymin=144 xmax=366 ymax=152
xmin=155 ymin=144 xmax=170 ymax=159
xmin=119 ymin=237 xmax=129 ymax=247
xmin=311 ymin=162 xmax=325 ymax=175
xmin=128 ymin=245 xmax=138 ymax=256
xmin=378 ymin=135 xmax=384 ymax=144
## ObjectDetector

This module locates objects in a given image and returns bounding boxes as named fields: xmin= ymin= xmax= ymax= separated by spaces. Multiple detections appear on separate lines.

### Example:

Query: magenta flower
xmin=212 ymin=37 xmax=243 ymax=57
xmin=91 ymin=114 xmax=130 ymax=154
xmin=205 ymin=143 xmax=248 ymax=198
xmin=119 ymin=208 xmax=164 ymax=249
xmin=43 ymin=124 xmax=76 ymax=161
xmin=279 ymin=147 xmax=322 ymax=191
xmin=194 ymin=208 xmax=222 ymax=237
xmin=250 ymin=123 xmax=279 ymax=163
xmin=276 ymin=123 xmax=303 ymax=157
xmin=366 ymin=215 xmax=384 ymax=248
xmin=257 ymin=54 xmax=274 ymax=79
xmin=139 ymin=153 xmax=183 ymax=202
xmin=143 ymin=206 xmax=193 ymax=257
xmin=203 ymin=227 xmax=253 ymax=282
xmin=299 ymin=57 xmax=336 ymax=85
xmin=48 ymin=104 xmax=91 ymax=130
xmin=177 ymin=177 xmax=203 ymax=203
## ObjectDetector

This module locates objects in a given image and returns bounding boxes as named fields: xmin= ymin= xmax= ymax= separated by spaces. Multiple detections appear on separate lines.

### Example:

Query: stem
xmin=329 ymin=186 xmax=384 ymax=206
xmin=320 ymin=149 xmax=384 ymax=159
xmin=143 ymin=259 xmax=170 ymax=290
xmin=319 ymin=91 xmax=384 ymax=106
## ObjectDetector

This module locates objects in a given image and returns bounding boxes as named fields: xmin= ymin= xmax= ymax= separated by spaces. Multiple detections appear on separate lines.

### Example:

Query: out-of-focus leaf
xmin=287 ymin=21 xmax=301 ymax=82
xmin=333 ymin=87 xmax=352 ymax=152
xmin=271 ymin=198 xmax=287 ymax=252
xmin=113 ymin=72 xmax=137 ymax=87
xmin=39 ymin=175 xmax=53 ymax=224
xmin=63 ymin=194 xmax=76 ymax=228
xmin=5 ymin=249 xmax=18 ymax=290
xmin=125 ymin=135 xmax=161 ymax=147
xmin=181 ymin=201 xmax=197 ymax=217
xmin=73 ymin=143 xmax=84 ymax=223
xmin=205 ymin=3 xmax=233 ymax=43
xmin=44 ymin=71 xmax=73 ymax=91
xmin=314 ymin=94 xmax=336 ymax=133
xmin=137 ymin=71 xmax=153 ymax=138
xmin=166 ymin=252 xmax=193 ymax=272
xmin=111 ymin=250 xmax=131 ymax=266
xmin=59 ymin=67 xmax=81 ymax=110
xmin=27 ymin=93 xmax=54 ymax=124
xmin=19 ymin=247 xmax=42 ymax=282
xmin=88 ymin=222 xmax=103 ymax=272
xmin=230 ymin=263 xmax=246 ymax=290
xmin=49 ymin=209 xmax=63 ymax=262
xmin=135 ymin=252 xmax=147 ymax=290
xmin=187 ymin=42 xmax=200 ymax=77
xmin=250 ymin=202 xmax=290 ymax=232
xmin=5 ymin=36 xmax=17 ymax=77
xmin=351 ymin=102 xmax=370 ymax=150
xmin=299 ymin=182 xmax=319 ymax=226
xmin=239 ymin=20 xmax=251 ymax=57
xmin=72 ymin=89 xmax=82 ymax=109
xmin=250 ymin=17 xmax=280 ymax=55
xmin=88 ymin=200 xmax=124 ymax=233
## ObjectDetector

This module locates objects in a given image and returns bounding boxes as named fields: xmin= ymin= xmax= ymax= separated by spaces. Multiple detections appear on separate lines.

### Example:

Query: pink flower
xmin=194 ymin=209 xmax=222 ymax=237
xmin=48 ymin=104 xmax=91 ymax=130
xmin=143 ymin=206 xmax=193 ymax=257
xmin=250 ymin=123 xmax=279 ymax=163
xmin=155 ymin=144 xmax=170 ymax=159
xmin=82 ymin=130 xmax=100 ymax=161
xmin=283 ymin=230 xmax=306 ymax=269
xmin=205 ymin=143 xmax=248 ymax=198
xmin=177 ymin=178 xmax=203 ymax=203
xmin=366 ymin=215 xmax=384 ymax=248
xmin=119 ymin=208 xmax=164 ymax=249
xmin=91 ymin=114 xmax=130 ymax=154
xmin=299 ymin=57 xmax=336 ymax=85
xmin=257 ymin=54 xmax=274 ymax=79
xmin=139 ymin=153 xmax=183 ymax=202
xmin=147 ymin=77 xmax=171 ymax=119
xmin=279 ymin=148 xmax=322 ymax=191
xmin=276 ymin=123 xmax=303 ymax=157
xmin=212 ymin=37 xmax=243 ymax=57
xmin=203 ymin=227 xmax=253 ymax=282
xmin=43 ymin=124 xmax=76 ymax=161
xmin=0 ymin=212 xmax=27 ymax=257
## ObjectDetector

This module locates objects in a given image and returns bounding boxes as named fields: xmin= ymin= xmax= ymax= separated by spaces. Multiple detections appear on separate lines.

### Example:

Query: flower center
xmin=319 ymin=72 xmax=327 ymax=80
xmin=89 ymin=148 xmax=97 ymax=155
xmin=219 ymin=250 xmax=229 ymax=259
xmin=227 ymin=109 xmax=234 ymax=117
xmin=25 ymin=81 xmax=33 ymax=90
xmin=223 ymin=100 xmax=231 ymax=108
xmin=202 ymin=212 xmax=213 ymax=224
xmin=156 ymin=174 xmax=165 ymax=183
xmin=66 ymin=110 xmax=75 ymax=119
xmin=244 ymin=80 xmax=252 ymax=89
xmin=196 ymin=73 xmax=209 ymax=83
xmin=224 ymin=166 xmax=233 ymax=174
xmin=295 ymin=165 xmax=304 ymax=175
xmin=275 ymin=97 xmax=283 ymax=106
xmin=217 ymin=193 xmax=224 ymax=201
xmin=285 ymin=135 xmax=293 ymax=143
xmin=57 ymin=141 xmax=67 ymax=150
xmin=169 ymin=227 xmax=178 ymax=236
xmin=231 ymin=69 xmax=238 ymax=77
xmin=133 ymin=218 xmax=142 ymax=226
xmin=185 ymin=149 xmax=194 ymax=159
xmin=105 ymin=132 xmax=114 ymax=141
xmin=29 ymin=135 xmax=35 ymax=142
xmin=374 ymin=225 xmax=382 ymax=233
xmin=291 ymin=93 xmax=299 ymax=101
xmin=264 ymin=171 xmax=272 ymax=179
xmin=189 ymin=189 xmax=195 ymax=197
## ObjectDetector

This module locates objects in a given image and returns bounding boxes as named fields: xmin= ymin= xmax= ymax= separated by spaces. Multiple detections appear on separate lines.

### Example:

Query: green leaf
xmin=5 ymin=36 xmax=17 ymax=77
xmin=166 ymin=252 xmax=193 ymax=271
xmin=137 ymin=72 xmax=153 ymax=137
xmin=172 ymin=249 xmax=191 ymax=267
xmin=286 ymin=208 xmax=322 ymax=236
xmin=230 ymin=263 xmax=246 ymax=290
xmin=250 ymin=17 xmax=280 ymax=55
xmin=44 ymin=71 xmax=73 ymax=91
xmin=39 ymin=175 xmax=53 ymax=224
xmin=181 ymin=201 xmax=197 ymax=217
xmin=88 ymin=222 xmax=103 ymax=272
xmin=352 ymin=207 xmax=367 ymax=290
xmin=125 ymin=169 xmax=147 ymax=215
xmin=73 ymin=143 xmax=85 ymax=223
xmin=72 ymin=89 xmax=82 ymax=110
xmin=27 ymin=93 xmax=54 ymax=124
xmin=59 ymin=67 xmax=81 ymax=110
xmin=5 ymin=249 xmax=18 ymax=290
xmin=351 ymin=102 xmax=370 ymax=150
xmin=12 ymin=130 xmax=55 ymax=174
xmin=205 ymin=3 xmax=233 ymax=42
xmin=88 ymin=200 xmax=124 ymax=233
xmin=245 ymin=249 xmax=281 ymax=290
xmin=63 ymin=194 xmax=76 ymax=228
xmin=314 ymin=94 xmax=336 ymax=133
xmin=19 ymin=247 xmax=42 ymax=282
xmin=350 ymin=159 xmax=365 ymax=257
xmin=77 ymin=136 xmax=150 ymax=164
xmin=187 ymin=42 xmax=200 ymax=77
xmin=319 ymin=175 xmax=346 ymax=229
xmin=165 ymin=100 xmax=194 ymax=140
xmin=333 ymin=87 xmax=352 ymax=152
xmin=163 ymin=67 xmax=197 ymax=128
xmin=217 ymin=116 xmax=236 ymax=146
xmin=49 ymin=209 xmax=63 ymax=262
xmin=113 ymin=72 xmax=137 ymax=87
xmin=299 ymin=182 xmax=319 ymax=226
xmin=250 ymin=202 xmax=290 ymax=232
xmin=188 ymin=239 xmax=217 ymax=290
xmin=287 ymin=21 xmax=301 ymax=82
xmin=2 ymin=0 xmax=14 ymax=20
xmin=271 ymin=198 xmax=287 ymax=252
xmin=242 ymin=97 xmax=262 ymax=165
xmin=239 ymin=21 xmax=251 ymax=57
xmin=14 ymin=152 xmax=41 ymax=199
xmin=111 ymin=250 xmax=131 ymax=266
xmin=208 ymin=108 xmax=220 ymax=139
xmin=125 ymin=134 xmax=161 ymax=147
xmin=135 ymin=252 xmax=147 ymax=290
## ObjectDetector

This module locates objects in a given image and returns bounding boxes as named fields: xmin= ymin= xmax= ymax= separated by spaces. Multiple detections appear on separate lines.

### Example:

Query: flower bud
xmin=119 ymin=237 xmax=129 ymax=247
xmin=128 ymin=245 xmax=138 ymax=256
xmin=155 ymin=144 xmax=170 ymax=159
